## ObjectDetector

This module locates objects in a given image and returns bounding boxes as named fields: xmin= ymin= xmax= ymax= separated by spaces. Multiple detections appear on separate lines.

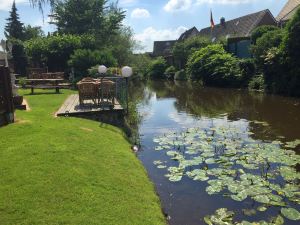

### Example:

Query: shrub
xmin=261 ymin=8 xmax=300 ymax=97
xmin=173 ymin=36 xmax=211 ymax=69
xmin=251 ymin=25 xmax=279 ymax=44
xmin=263 ymin=47 xmax=290 ymax=94
xmin=174 ymin=70 xmax=187 ymax=81
xmin=147 ymin=57 xmax=167 ymax=79
xmin=248 ymin=75 xmax=265 ymax=91
xmin=238 ymin=58 xmax=256 ymax=86
xmin=251 ymin=30 xmax=284 ymax=69
xmin=68 ymin=49 xmax=117 ymax=77
xmin=186 ymin=44 xmax=242 ymax=87
xmin=88 ymin=66 xmax=120 ymax=77
xmin=165 ymin=66 xmax=176 ymax=79
xmin=129 ymin=54 xmax=152 ymax=79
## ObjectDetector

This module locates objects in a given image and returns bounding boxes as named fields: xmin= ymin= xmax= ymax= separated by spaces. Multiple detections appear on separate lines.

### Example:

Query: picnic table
xmin=25 ymin=78 xmax=65 ymax=94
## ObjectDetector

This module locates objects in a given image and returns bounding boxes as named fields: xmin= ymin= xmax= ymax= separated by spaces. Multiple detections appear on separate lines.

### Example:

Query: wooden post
xmin=0 ymin=66 xmax=14 ymax=125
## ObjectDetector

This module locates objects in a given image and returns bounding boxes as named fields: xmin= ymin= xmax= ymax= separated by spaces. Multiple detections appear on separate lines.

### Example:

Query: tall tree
xmin=4 ymin=1 xmax=24 ymax=40
xmin=50 ymin=0 xmax=125 ymax=42
xmin=23 ymin=25 xmax=45 ymax=40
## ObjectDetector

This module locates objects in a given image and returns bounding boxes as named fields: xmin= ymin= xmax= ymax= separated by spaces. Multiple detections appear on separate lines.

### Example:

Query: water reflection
xmin=129 ymin=80 xmax=300 ymax=225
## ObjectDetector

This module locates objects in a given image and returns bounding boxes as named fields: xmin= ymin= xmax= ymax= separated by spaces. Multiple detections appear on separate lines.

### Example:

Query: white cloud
xmin=164 ymin=0 xmax=258 ymax=12
xmin=134 ymin=26 xmax=188 ymax=52
xmin=131 ymin=8 xmax=150 ymax=18
xmin=164 ymin=0 xmax=193 ymax=12
xmin=0 ymin=0 xmax=28 ymax=11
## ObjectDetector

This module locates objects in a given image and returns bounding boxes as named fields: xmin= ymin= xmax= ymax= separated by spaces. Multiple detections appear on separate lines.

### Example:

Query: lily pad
xmin=281 ymin=208 xmax=300 ymax=221
xmin=253 ymin=195 xmax=270 ymax=204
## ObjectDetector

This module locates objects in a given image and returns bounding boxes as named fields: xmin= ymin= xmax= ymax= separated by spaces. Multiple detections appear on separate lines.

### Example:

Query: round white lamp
xmin=98 ymin=65 xmax=107 ymax=75
xmin=121 ymin=66 xmax=133 ymax=78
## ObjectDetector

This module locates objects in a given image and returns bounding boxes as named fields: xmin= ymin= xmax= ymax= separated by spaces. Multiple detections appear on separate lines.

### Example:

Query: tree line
xmin=138 ymin=8 xmax=300 ymax=97
xmin=4 ymin=0 xmax=135 ymax=80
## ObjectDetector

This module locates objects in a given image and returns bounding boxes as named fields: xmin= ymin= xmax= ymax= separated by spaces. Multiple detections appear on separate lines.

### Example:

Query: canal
xmin=130 ymin=81 xmax=300 ymax=225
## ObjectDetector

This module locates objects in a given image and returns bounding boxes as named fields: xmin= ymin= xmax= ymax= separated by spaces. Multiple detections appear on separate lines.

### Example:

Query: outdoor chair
xmin=81 ymin=77 xmax=95 ymax=82
xmin=77 ymin=82 xmax=99 ymax=106
xmin=99 ymin=80 xmax=115 ymax=106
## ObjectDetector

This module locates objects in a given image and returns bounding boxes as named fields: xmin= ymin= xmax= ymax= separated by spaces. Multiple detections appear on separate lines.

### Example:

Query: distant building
xmin=198 ymin=9 xmax=277 ymax=58
xmin=152 ymin=40 xmax=177 ymax=64
xmin=277 ymin=0 xmax=300 ymax=26
xmin=178 ymin=27 xmax=199 ymax=41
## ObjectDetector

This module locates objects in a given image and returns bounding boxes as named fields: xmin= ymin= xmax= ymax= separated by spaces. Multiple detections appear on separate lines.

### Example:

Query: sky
xmin=0 ymin=0 xmax=288 ymax=52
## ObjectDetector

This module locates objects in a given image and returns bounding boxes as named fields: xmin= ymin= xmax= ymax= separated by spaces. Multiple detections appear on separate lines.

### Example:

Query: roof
xmin=277 ymin=0 xmax=300 ymax=22
xmin=198 ymin=9 xmax=277 ymax=39
xmin=153 ymin=40 xmax=177 ymax=57
xmin=178 ymin=27 xmax=199 ymax=41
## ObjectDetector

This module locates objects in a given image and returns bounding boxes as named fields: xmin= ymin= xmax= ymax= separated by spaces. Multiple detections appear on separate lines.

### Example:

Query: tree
xmin=29 ymin=0 xmax=56 ymax=13
xmin=173 ymin=36 xmax=210 ymax=69
xmin=50 ymin=0 xmax=125 ymax=42
xmin=251 ymin=25 xmax=279 ymax=44
xmin=108 ymin=26 xmax=135 ymax=66
xmin=251 ymin=30 xmax=284 ymax=69
xmin=187 ymin=44 xmax=242 ymax=87
xmin=23 ymin=25 xmax=45 ymax=40
xmin=4 ymin=1 xmax=24 ymax=40
xmin=147 ymin=57 xmax=167 ymax=79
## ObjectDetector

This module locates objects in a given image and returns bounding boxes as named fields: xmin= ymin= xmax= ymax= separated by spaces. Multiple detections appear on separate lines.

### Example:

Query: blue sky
xmin=0 ymin=0 xmax=287 ymax=52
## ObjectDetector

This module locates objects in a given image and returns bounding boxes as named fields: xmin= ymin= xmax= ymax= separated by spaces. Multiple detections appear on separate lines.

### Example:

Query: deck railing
xmin=100 ymin=76 xmax=128 ymax=112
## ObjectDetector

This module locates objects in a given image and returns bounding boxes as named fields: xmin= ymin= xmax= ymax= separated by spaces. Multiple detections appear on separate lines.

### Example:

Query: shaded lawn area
xmin=0 ymin=89 xmax=165 ymax=225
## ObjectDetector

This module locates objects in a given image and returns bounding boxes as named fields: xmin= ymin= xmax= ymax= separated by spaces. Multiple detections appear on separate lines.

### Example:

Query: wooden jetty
xmin=56 ymin=94 xmax=124 ymax=117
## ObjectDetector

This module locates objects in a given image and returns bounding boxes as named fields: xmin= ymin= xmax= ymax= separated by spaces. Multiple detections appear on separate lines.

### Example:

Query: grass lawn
xmin=0 ymin=89 xmax=166 ymax=225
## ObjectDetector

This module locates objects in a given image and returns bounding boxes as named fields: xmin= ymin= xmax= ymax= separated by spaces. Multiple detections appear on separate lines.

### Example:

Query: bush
xmin=129 ymin=54 xmax=152 ymax=80
xmin=68 ymin=49 xmax=117 ymax=77
xmin=88 ymin=66 xmax=120 ymax=77
xmin=263 ymin=47 xmax=290 ymax=94
xmin=238 ymin=58 xmax=256 ymax=86
xmin=248 ymin=75 xmax=265 ymax=91
xmin=251 ymin=25 xmax=279 ymax=44
xmin=186 ymin=44 xmax=242 ymax=87
xmin=251 ymin=30 xmax=284 ymax=69
xmin=174 ymin=70 xmax=187 ymax=81
xmin=165 ymin=66 xmax=176 ymax=79
xmin=147 ymin=57 xmax=167 ymax=79
xmin=261 ymin=8 xmax=300 ymax=97
xmin=173 ymin=36 xmax=211 ymax=69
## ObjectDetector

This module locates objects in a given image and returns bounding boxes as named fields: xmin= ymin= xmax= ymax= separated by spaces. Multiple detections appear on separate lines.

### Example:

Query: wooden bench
xmin=23 ymin=72 xmax=71 ymax=94
xmin=24 ymin=79 xmax=64 ymax=94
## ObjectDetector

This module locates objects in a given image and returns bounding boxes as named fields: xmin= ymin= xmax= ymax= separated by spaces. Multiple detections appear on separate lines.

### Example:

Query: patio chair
xmin=77 ymin=82 xmax=99 ymax=106
xmin=81 ymin=77 xmax=95 ymax=82
xmin=99 ymin=80 xmax=115 ymax=106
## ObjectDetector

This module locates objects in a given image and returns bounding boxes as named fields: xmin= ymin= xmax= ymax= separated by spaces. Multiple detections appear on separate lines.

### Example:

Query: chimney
xmin=220 ymin=17 xmax=226 ymax=26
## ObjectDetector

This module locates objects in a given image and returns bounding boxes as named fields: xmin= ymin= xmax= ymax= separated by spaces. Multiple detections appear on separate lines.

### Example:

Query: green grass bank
xmin=0 ymin=90 xmax=165 ymax=225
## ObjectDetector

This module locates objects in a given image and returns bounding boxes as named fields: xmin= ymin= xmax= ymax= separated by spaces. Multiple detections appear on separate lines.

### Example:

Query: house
xmin=277 ymin=0 xmax=300 ymax=26
xmin=178 ymin=27 xmax=199 ymax=41
xmin=152 ymin=40 xmax=177 ymax=64
xmin=152 ymin=40 xmax=177 ymax=57
xmin=198 ymin=9 xmax=277 ymax=58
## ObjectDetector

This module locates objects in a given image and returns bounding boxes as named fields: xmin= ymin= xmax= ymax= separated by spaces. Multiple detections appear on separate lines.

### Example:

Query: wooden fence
xmin=0 ymin=66 xmax=14 ymax=126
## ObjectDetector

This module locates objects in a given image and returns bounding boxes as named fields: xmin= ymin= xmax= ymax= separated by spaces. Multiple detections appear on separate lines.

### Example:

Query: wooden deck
xmin=56 ymin=94 xmax=124 ymax=117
